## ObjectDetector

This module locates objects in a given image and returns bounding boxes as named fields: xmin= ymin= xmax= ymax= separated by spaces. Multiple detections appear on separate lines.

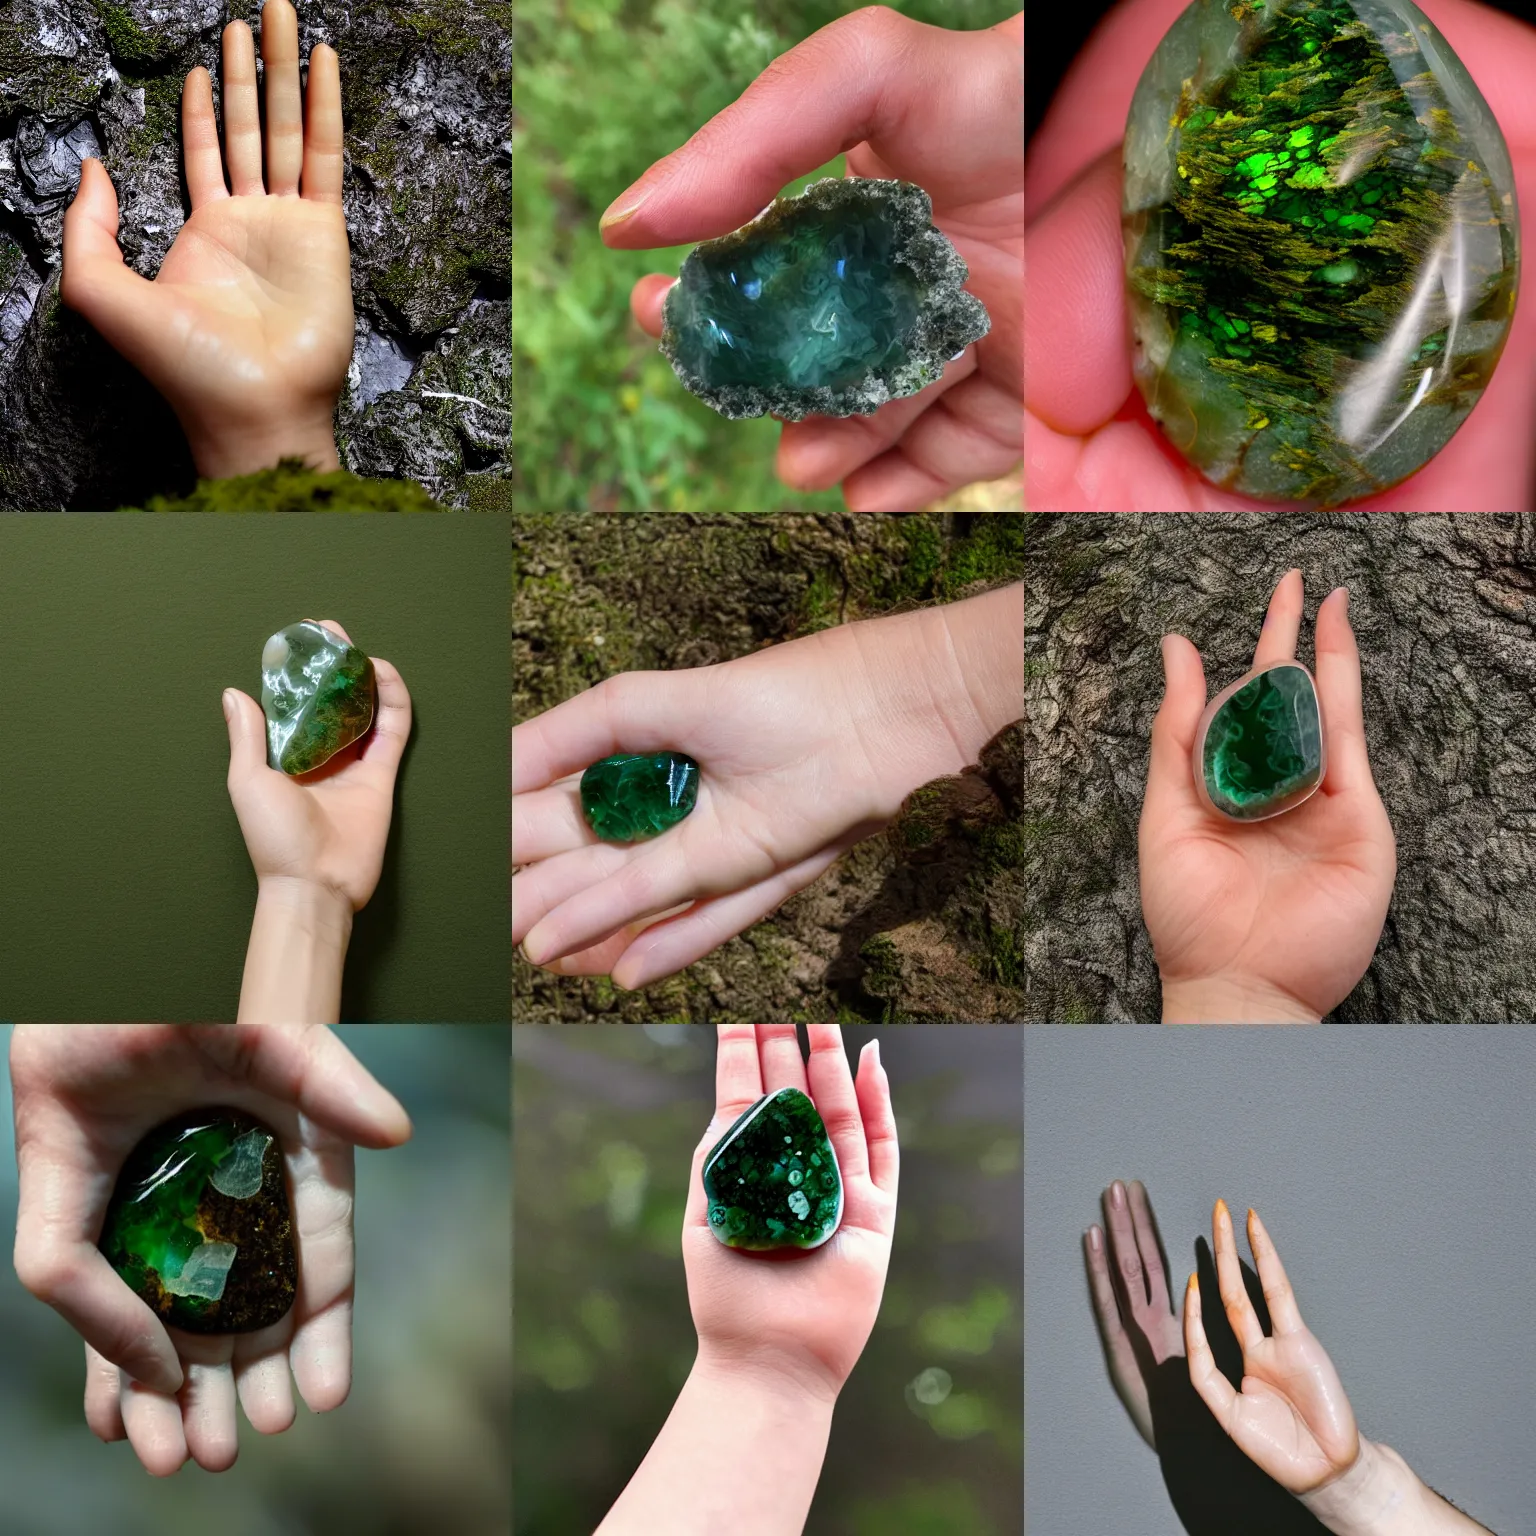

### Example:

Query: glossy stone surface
xmin=261 ymin=621 xmax=376 ymax=776
xmin=98 ymin=1108 xmax=296 ymax=1334
xmin=662 ymin=177 xmax=990 ymax=420
xmin=580 ymin=752 xmax=699 ymax=842
xmin=1124 ymin=0 xmax=1519 ymax=507
xmin=1200 ymin=663 xmax=1323 ymax=819
xmin=703 ymin=1087 xmax=843 ymax=1251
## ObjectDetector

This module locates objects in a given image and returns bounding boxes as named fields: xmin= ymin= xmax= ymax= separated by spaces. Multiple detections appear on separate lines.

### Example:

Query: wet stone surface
xmin=98 ymin=1107 xmax=296 ymax=1334
xmin=261 ymin=620 xmax=376 ymax=776
xmin=580 ymin=752 xmax=700 ymax=842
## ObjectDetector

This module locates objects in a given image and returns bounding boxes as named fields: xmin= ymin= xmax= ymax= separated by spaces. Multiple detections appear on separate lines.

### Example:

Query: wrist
xmin=1299 ymin=1440 xmax=1419 ymax=1536
xmin=932 ymin=582 xmax=1026 ymax=750
xmin=1160 ymin=973 xmax=1322 ymax=1024
xmin=256 ymin=874 xmax=356 ymax=936
xmin=182 ymin=413 xmax=341 ymax=480
xmin=692 ymin=1341 xmax=843 ymax=1412
xmin=240 ymin=877 xmax=353 ymax=1024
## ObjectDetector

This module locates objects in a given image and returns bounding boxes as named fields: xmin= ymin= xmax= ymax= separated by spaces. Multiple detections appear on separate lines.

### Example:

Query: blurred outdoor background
xmin=512 ymin=0 xmax=1020 ymax=511
xmin=513 ymin=1024 xmax=1022 ymax=1534
xmin=0 ymin=1025 xmax=510 ymax=1536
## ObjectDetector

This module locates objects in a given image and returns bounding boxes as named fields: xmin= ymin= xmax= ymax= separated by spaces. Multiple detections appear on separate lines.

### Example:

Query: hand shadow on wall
xmin=1149 ymin=1240 xmax=1330 ymax=1536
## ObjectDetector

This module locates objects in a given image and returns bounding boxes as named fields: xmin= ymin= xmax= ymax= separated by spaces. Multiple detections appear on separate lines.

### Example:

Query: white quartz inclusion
xmin=262 ymin=633 xmax=290 ymax=670
xmin=211 ymin=1129 xmax=272 ymax=1199
xmin=787 ymin=1190 xmax=810 ymax=1220
xmin=163 ymin=1241 xmax=239 ymax=1300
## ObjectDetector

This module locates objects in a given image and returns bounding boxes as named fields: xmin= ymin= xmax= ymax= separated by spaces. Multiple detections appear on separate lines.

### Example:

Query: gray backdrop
xmin=1025 ymin=1026 xmax=1536 ymax=1536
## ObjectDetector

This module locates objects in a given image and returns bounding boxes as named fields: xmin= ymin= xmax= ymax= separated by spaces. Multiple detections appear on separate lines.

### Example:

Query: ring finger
xmin=513 ymin=776 xmax=597 ymax=866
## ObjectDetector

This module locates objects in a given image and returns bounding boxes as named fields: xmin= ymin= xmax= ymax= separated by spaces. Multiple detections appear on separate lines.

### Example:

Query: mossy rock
xmin=131 ymin=459 xmax=447 ymax=511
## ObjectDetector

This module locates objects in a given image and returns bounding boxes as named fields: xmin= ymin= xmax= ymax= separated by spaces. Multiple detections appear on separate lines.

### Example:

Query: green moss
xmin=797 ymin=566 xmax=845 ymax=633
xmin=0 ymin=237 xmax=24 ymax=294
xmin=133 ymin=459 xmax=447 ymax=511
xmin=466 ymin=476 xmax=513 ymax=512
xmin=942 ymin=516 xmax=1028 ymax=597
xmin=92 ymin=0 xmax=176 ymax=67
xmin=389 ymin=0 xmax=513 ymax=59
xmin=978 ymin=821 xmax=1030 ymax=868
xmin=980 ymin=925 xmax=1024 ymax=988
xmin=122 ymin=70 xmax=184 ymax=158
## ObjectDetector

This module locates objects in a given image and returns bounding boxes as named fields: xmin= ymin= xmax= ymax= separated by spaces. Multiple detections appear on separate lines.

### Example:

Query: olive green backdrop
xmin=0 ymin=515 xmax=509 ymax=1023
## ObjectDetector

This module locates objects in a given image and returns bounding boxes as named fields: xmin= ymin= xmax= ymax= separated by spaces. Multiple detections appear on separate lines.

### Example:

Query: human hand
xmin=1138 ymin=570 xmax=1396 ymax=1023
xmin=1185 ymin=1200 xmax=1359 ymax=1495
xmin=223 ymin=620 xmax=411 ymax=915
xmin=62 ymin=0 xmax=355 ymax=481
xmin=512 ymin=585 xmax=1023 ymax=986
xmin=604 ymin=6 xmax=1022 ymax=513
xmin=683 ymin=1024 xmax=897 ymax=1397
xmin=10 ymin=1024 xmax=411 ymax=1475
xmin=1084 ymin=1177 xmax=1182 ymax=1448
xmin=1024 ymin=0 xmax=1536 ymax=511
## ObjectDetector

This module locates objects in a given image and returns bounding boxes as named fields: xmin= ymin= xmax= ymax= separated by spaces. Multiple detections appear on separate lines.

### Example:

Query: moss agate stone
xmin=703 ymin=1088 xmax=843 ymax=1252
xmin=661 ymin=177 xmax=990 ymax=420
xmin=98 ymin=1108 xmax=296 ymax=1334
xmin=580 ymin=751 xmax=699 ymax=842
xmin=261 ymin=621 xmax=376 ymax=776
xmin=1124 ymin=0 xmax=1519 ymax=506
xmin=1197 ymin=662 xmax=1324 ymax=820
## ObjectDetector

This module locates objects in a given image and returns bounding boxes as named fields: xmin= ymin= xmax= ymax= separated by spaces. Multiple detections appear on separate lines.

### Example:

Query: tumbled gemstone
xmin=661 ymin=176 xmax=990 ymax=420
xmin=580 ymin=751 xmax=699 ymax=842
xmin=1198 ymin=663 xmax=1324 ymax=820
xmin=261 ymin=620 xmax=376 ymax=776
xmin=1124 ymin=0 xmax=1519 ymax=506
xmin=702 ymin=1087 xmax=843 ymax=1252
xmin=98 ymin=1108 xmax=296 ymax=1334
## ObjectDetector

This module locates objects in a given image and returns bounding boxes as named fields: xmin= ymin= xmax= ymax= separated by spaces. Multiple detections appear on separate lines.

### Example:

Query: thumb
xmin=223 ymin=688 xmax=269 ymax=787
xmin=61 ymin=159 xmax=165 ymax=362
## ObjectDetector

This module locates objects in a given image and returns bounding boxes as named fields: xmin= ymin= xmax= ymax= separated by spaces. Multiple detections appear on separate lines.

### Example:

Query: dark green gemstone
xmin=1200 ymin=663 xmax=1323 ymax=820
xmin=261 ymin=620 xmax=376 ymax=776
xmin=661 ymin=177 xmax=989 ymax=420
xmin=580 ymin=752 xmax=699 ymax=842
xmin=98 ymin=1108 xmax=296 ymax=1335
xmin=702 ymin=1087 xmax=842 ymax=1252
xmin=1124 ymin=0 xmax=1519 ymax=506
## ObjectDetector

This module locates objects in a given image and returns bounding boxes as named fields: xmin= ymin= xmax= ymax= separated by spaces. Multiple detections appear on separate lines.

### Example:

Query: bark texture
xmin=1026 ymin=513 xmax=1536 ymax=1023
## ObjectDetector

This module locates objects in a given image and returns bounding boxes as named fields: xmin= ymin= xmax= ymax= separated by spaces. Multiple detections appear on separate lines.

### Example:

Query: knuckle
xmin=14 ymin=1245 xmax=70 ymax=1301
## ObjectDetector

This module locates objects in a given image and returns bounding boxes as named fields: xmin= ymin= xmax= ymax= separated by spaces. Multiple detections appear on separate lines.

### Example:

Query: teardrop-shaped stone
xmin=702 ymin=1087 xmax=843 ymax=1252
xmin=579 ymin=751 xmax=699 ymax=842
xmin=1124 ymin=0 xmax=1519 ymax=506
xmin=261 ymin=620 xmax=376 ymax=776
xmin=1199 ymin=662 xmax=1323 ymax=819
xmin=98 ymin=1108 xmax=297 ymax=1334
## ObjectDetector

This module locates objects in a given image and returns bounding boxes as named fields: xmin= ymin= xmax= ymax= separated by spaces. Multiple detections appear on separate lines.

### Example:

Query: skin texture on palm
xmin=9 ymin=1025 xmax=412 ymax=1476
xmin=1024 ymin=0 xmax=1536 ymax=511
xmin=597 ymin=1024 xmax=897 ymax=1535
xmin=61 ymin=0 xmax=354 ymax=480
xmin=512 ymin=586 xmax=1024 ymax=987
xmin=222 ymin=618 xmax=412 ymax=1024
xmin=1138 ymin=570 xmax=1396 ymax=1023
xmin=605 ymin=6 xmax=1022 ymax=513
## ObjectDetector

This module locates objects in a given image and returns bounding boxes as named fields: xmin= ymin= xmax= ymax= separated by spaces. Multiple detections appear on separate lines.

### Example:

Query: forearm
xmin=1160 ymin=975 xmax=1322 ymax=1024
xmin=1300 ymin=1441 xmax=1496 ymax=1536
xmin=596 ymin=1354 xmax=836 ymax=1536
xmin=237 ymin=877 xmax=352 ymax=1024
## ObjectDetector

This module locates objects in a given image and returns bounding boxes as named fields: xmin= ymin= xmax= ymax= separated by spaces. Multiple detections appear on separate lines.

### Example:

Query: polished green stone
xmin=98 ymin=1108 xmax=296 ymax=1334
xmin=1201 ymin=663 xmax=1323 ymax=819
xmin=261 ymin=621 xmax=376 ymax=776
xmin=580 ymin=751 xmax=699 ymax=842
xmin=703 ymin=1087 xmax=842 ymax=1252
xmin=661 ymin=177 xmax=990 ymax=420
xmin=1124 ymin=0 xmax=1519 ymax=506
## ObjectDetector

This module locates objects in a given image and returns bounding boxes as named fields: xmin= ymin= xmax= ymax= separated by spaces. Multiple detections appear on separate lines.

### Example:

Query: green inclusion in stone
xmin=1202 ymin=664 xmax=1322 ymax=820
xmin=98 ymin=1108 xmax=296 ymax=1334
xmin=703 ymin=1087 xmax=843 ymax=1252
xmin=261 ymin=620 xmax=376 ymax=776
xmin=580 ymin=752 xmax=699 ymax=842
xmin=1124 ymin=0 xmax=1519 ymax=507
xmin=661 ymin=177 xmax=989 ymax=421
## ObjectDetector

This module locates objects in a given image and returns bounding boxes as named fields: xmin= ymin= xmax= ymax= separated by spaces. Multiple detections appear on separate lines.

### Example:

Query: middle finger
xmin=221 ymin=20 xmax=263 ymax=194
xmin=1251 ymin=568 xmax=1304 ymax=670
xmin=756 ymin=1024 xmax=810 ymax=1098
xmin=261 ymin=0 xmax=304 ymax=196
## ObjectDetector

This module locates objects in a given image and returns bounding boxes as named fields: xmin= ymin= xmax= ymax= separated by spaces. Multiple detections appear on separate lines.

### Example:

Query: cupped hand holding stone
xmin=1138 ymin=570 xmax=1396 ymax=1022
xmin=604 ymin=6 xmax=1022 ymax=513
xmin=512 ymin=589 xmax=1024 ymax=988
xmin=1026 ymin=0 xmax=1536 ymax=511
xmin=9 ymin=1025 xmax=411 ymax=1476
xmin=61 ymin=0 xmax=355 ymax=481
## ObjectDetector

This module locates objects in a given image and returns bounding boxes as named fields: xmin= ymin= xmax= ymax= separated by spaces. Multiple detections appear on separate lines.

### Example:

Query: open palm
xmin=682 ymin=1025 xmax=897 ymax=1395
xmin=1186 ymin=1201 xmax=1359 ymax=1494
xmin=61 ymin=0 xmax=353 ymax=478
xmin=1138 ymin=571 xmax=1396 ymax=1021
xmin=223 ymin=620 xmax=411 ymax=911
xmin=10 ymin=1025 xmax=411 ymax=1475
xmin=513 ymin=605 xmax=991 ymax=988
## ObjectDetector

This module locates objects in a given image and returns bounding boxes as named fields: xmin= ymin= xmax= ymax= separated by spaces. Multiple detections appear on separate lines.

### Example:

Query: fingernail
xmin=221 ymin=688 xmax=235 ymax=721
xmin=1158 ymin=635 xmax=1174 ymax=681
xmin=870 ymin=1038 xmax=881 ymax=1069
xmin=1110 ymin=1180 xmax=1126 ymax=1209
xmin=1087 ymin=1226 xmax=1101 ymax=1252
xmin=600 ymin=186 xmax=650 ymax=229
xmin=522 ymin=938 xmax=547 ymax=966
xmin=1338 ymin=586 xmax=1350 ymax=618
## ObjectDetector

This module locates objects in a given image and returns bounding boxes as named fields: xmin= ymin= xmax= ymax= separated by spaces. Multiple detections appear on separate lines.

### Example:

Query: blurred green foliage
xmin=512 ymin=0 xmax=1017 ymax=511
xmin=513 ymin=1025 xmax=1022 ymax=1533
